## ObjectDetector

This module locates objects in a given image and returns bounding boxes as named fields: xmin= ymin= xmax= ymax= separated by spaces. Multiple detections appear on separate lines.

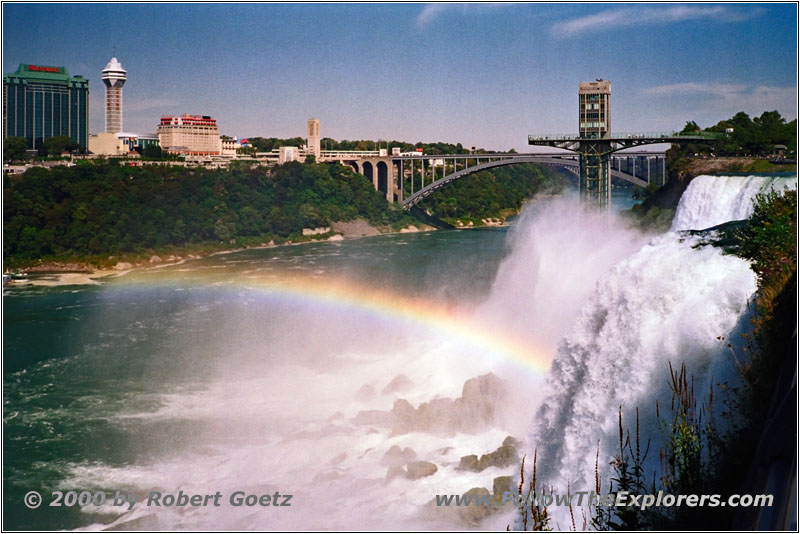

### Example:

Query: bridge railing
xmin=529 ymin=131 xmax=722 ymax=142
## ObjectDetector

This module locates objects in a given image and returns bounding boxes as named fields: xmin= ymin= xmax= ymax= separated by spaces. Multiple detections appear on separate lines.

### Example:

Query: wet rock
xmin=302 ymin=226 xmax=331 ymax=236
xmin=390 ymin=373 xmax=508 ymax=435
xmin=502 ymin=436 xmax=521 ymax=449
xmin=328 ymin=234 xmax=344 ymax=241
xmin=492 ymin=476 xmax=514 ymax=500
xmin=458 ymin=487 xmax=492 ymax=525
xmin=417 ymin=397 xmax=458 ymax=430
xmin=382 ymin=374 xmax=414 ymax=395
xmin=458 ymin=373 xmax=507 ymax=427
xmin=406 ymin=461 xmax=438 ymax=480
xmin=380 ymin=445 xmax=417 ymax=467
xmin=458 ymin=438 xmax=520 ymax=472
xmin=355 ymin=384 xmax=376 ymax=402
xmin=480 ymin=445 xmax=518 ymax=470
xmin=390 ymin=398 xmax=415 ymax=433
xmin=331 ymin=219 xmax=380 ymax=238
xmin=459 ymin=454 xmax=481 ymax=472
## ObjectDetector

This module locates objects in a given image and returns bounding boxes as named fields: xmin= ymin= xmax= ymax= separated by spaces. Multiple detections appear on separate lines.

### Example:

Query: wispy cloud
xmin=643 ymin=82 xmax=797 ymax=119
xmin=416 ymin=4 xmax=450 ymax=29
xmin=643 ymin=82 xmax=747 ymax=98
xmin=415 ymin=3 xmax=507 ymax=30
xmin=126 ymin=98 xmax=177 ymax=112
xmin=551 ymin=5 xmax=761 ymax=38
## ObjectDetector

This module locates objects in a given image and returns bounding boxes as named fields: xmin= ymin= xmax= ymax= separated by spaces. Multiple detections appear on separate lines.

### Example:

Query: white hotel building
xmin=157 ymin=114 xmax=222 ymax=156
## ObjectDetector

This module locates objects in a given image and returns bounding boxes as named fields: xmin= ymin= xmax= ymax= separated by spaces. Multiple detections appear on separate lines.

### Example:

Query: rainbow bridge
xmin=323 ymin=152 xmax=667 ymax=209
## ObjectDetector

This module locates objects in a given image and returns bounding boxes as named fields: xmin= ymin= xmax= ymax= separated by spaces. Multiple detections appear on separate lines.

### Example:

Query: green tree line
xmin=680 ymin=110 xmax=796 ymax=157
xmin=3 ymin=161 xmax=413 ymax=262
xmin=418 ymin=164 xmax=568 ymax=221
xmin=243 ymin=136 xmax=502 ymax=156
xmin=4 ymin=156 xmax=562 ymax=267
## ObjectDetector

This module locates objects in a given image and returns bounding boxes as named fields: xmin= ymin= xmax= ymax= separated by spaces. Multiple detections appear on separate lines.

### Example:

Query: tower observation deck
xmin=529 ymin=80 xmax=719 ymax=209
xmin=101 ymin=57 xmax=126 ymax=133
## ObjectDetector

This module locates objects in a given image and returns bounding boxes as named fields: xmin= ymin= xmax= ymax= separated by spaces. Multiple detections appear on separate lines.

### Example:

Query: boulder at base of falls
xmin=492 ymin=476 xmax=514 ymax=499
xmin=380 ymin=445 xmax=417 ymax=467
xmin=355 ymin=383 xmax=377 ymax=402
xmin=382 ymin=374 xmax=414 ymax=395
xmin=406 ymin=461 xmax=438 ymax=480
xmin=458 ymin=436 xmax=520 ymax=472
xmin=351 ymin=373 xmax=509 ymax=434
xmin=390 ymin=373 xmax=508 ymax=434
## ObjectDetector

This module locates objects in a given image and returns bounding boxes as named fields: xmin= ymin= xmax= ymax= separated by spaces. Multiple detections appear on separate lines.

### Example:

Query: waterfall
xmin=525 ymin=174 xmax=796 ymax=524
xmin=671 ymin=174 xmax=797 ymax=231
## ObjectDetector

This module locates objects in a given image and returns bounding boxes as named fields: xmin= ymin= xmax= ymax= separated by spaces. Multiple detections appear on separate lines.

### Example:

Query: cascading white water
xmin=671 ymin=174 xmax=797 ymax=231
xmin=525 ymin=174 xmax=795 ymax=527
xmin=50 ymin=175 xmax=795 ymax=531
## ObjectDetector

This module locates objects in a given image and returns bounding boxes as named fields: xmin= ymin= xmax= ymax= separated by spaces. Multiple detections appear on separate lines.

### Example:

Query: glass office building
xmin=3 ymin=64 xmax=89 ymax=149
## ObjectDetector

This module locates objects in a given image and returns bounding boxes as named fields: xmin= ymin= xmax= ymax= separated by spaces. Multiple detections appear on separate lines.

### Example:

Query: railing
xmin=529 ymin=131 xmax=722 ymax=142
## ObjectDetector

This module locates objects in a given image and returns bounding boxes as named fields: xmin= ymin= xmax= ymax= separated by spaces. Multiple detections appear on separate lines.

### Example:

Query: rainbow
xmin=117 ymin=271 xmax=552 ymax=375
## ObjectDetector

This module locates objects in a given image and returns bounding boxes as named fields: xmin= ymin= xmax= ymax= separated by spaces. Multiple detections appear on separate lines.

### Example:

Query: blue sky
xmin=3 ymin=2 xmax=797 ymax=151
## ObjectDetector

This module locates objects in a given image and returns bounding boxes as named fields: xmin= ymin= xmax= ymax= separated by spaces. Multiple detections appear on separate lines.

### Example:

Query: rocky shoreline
xmin=6 ymin=212 xmax=520 ymax=287
xmin=5 ymin=218 xmax=440 ymax=286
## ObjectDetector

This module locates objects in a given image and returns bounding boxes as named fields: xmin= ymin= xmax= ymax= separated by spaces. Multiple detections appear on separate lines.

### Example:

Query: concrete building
xmin=3 ymin=63 xmax=89 ymax=149
xmin=578 ymin=79 xmax=610 ymax=139
xmin=88 ymin=132 xmax=123 ymax=155
xmin=279 ymin=146 xmax=300 ymax=164
xmin=157 ymin=114 xmax=222 ymax=155
xmin=221 ymin=137 xmax=241 ymax=157
xmin=89 ymin=132 xmax=160 ymax=156
xmin=307 ymin=118 xmax=320 ymax=159
xmin=101 ymin=57 xmax=126 ymax=133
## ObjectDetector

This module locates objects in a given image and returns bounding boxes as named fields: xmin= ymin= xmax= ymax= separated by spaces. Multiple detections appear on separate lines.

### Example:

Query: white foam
xmin=672 ymin=174 xmax=796 ymax=231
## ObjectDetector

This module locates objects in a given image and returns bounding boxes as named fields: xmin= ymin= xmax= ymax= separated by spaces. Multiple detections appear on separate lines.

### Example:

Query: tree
xmin=141 ymin=145 xmax=166 ymax=159
xmin=43 ymin=135 xmax=73 ymax=156
xmin=681 ymin=121 xmax=700 ymax=134
xmin=3 ymin=137 xmax=29 ymax=162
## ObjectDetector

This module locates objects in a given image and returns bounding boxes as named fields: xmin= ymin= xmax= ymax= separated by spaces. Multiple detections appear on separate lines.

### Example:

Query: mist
xmin=55 ymin=176 xmax=781 ymax=530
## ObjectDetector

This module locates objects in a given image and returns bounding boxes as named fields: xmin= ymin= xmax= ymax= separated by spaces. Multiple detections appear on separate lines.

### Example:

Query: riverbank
xmin=5 ymin=218 xmax=440 ymax=287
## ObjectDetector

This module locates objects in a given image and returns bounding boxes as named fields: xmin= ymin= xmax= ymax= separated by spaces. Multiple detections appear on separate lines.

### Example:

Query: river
xmin=2 ymin=179 xmax=794 ymax=530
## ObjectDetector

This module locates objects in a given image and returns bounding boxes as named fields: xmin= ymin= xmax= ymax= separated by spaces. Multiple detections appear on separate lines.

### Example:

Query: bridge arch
xmin=362 ymin=161 xmax=373 ymax=184
xmin=401 ymin=156 xmax=652 ymax=209
xmin=401 ymin=157 xmax=564 ymax=209
xmin=377 ymin=161 xmax=390 ymax=199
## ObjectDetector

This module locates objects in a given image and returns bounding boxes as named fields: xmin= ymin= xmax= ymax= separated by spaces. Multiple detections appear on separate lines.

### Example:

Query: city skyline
xmin=3 ymin=2 xmax=797 ymax=151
